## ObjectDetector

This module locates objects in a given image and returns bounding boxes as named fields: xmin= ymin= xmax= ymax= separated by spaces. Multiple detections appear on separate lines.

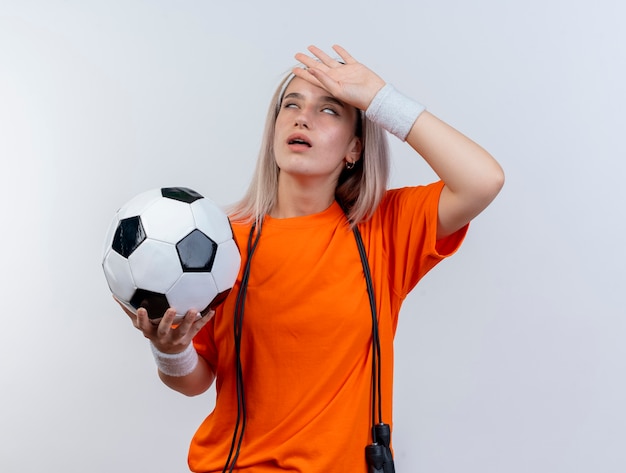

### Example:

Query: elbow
xmin=490 ymin=164 xmax=505 ymax=199
xmin=179 ymin=387 xmax=210 ymax=398
xmin=465 ymin=163 xmax=505 ymax=216
xmin=158 ymin=370 xmax=215 ymax=397
xmin=480 ymin=161 xmax=505 ymax=205
xmin=163 ymin=380 xmax=212 ymax=398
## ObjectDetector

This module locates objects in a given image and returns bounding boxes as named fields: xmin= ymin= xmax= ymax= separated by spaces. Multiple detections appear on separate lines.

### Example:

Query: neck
xmin=271 ymin=174 xmax=337 ymax=218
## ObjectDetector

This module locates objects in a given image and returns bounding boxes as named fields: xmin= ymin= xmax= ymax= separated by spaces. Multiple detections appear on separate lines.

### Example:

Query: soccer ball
xmin=102 ymin=187 xmax=241 ymax=321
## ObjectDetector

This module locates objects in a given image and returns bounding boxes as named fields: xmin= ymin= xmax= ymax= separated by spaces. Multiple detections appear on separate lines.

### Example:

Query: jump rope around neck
xmin=222 ymin=209 xmax=395 ymax=473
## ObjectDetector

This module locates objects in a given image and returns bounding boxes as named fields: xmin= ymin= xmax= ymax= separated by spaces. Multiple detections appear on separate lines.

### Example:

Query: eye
xmin=283 ymin=102 xmax=298 ymax=109
xmin=322 ymin=106 xmax=339 ymax=115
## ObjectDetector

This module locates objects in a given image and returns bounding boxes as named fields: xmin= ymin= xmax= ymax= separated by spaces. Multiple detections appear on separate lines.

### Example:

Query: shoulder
xmin=375 ymin=181 xmax=445 ymax=217
xmin=229 ymin=220 xmax=254 ymax=249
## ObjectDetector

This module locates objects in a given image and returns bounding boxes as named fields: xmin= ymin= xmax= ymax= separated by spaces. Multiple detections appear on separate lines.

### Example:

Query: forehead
xmin=283 ymin=77 xmax=344 ymax=104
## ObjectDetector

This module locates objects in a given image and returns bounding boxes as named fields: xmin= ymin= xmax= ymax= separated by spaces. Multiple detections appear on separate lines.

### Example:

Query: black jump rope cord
xmin=223 ymin=215 xmax=387 ymax=471
xmin=222 ymin=221 xmax=262 ymax=473
xmin=352 ymin=225 xmax=384 ymax=434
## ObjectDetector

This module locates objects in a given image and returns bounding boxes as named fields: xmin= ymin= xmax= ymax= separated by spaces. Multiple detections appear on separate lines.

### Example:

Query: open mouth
xmin=287 ymin=135 xmax=312 ymax=147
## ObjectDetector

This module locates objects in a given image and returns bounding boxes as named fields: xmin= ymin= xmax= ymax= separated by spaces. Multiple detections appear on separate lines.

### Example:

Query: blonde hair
xmin=229 ymin=73 xmax=390 ymax=227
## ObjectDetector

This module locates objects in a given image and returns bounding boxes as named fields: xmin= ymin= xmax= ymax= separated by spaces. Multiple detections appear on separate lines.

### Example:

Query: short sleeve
xmin=370 ymin=181 xmax=468 ymax=298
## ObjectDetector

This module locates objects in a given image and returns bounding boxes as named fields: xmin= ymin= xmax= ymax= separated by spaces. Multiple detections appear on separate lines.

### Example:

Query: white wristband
xmin=150 ymin=342 xmax=199 ymax=377
xmin=365 ymin=84 xmax=426 ymax=141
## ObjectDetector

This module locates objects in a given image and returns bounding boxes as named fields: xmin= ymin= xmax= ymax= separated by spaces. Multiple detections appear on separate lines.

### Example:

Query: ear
xmin=348 ymin=136 xmax=363 ymax=162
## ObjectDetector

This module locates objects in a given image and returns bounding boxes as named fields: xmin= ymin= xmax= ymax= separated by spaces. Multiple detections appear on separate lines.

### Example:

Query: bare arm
xmin=157 ymin=351 xmax=215 ymax=397
xmin=119 ymin=301 xmax=216 ymax=396
xmin=293 ymin=44 xmax=504 ymax=237
xmin=405 ymin=112 xmax=504 ymax=238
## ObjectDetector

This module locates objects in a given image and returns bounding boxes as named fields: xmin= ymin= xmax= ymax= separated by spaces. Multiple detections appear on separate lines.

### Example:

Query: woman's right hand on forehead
xmin=292 ymin=44 xmax=386 ymax=112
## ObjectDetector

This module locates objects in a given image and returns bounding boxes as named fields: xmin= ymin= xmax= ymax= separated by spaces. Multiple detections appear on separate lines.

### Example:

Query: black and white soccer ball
xmin=102 ymin=187 xmax=241 ymax=321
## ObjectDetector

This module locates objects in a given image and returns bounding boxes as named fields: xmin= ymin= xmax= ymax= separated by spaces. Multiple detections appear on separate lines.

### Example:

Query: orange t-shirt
xmin=190 ymin=182 xmax=467 ymax=472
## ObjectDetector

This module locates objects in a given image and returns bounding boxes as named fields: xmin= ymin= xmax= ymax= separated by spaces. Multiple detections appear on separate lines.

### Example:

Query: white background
xmin=1 ymin=1 xmax=624 ymax=472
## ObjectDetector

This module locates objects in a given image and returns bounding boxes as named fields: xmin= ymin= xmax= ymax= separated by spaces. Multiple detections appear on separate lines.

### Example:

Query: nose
xmin=294 ymin=107 xmax=310 ymax=129
xmin=294 ymin=118 xmax=309 ymax=129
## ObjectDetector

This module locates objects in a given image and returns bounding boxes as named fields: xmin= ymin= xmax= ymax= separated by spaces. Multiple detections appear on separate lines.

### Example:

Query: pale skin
xmin=292 ymin=44 xmax=505 ymax=238
xmin=119 ymin=303 xmax=215 ymax=395
xmin=124 ymin=44 xmax=504 ymax=396
xmin=271 ymin=75 xmax=362 ymax=219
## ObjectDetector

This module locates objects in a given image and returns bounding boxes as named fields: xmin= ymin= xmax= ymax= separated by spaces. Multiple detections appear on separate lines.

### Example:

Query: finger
xmin=299 ymin=67 xmax=340 ymax=96
xmin=331 ymin=44 xmax=357 ymax=65
xmin=203 ymin=309 xmax=216 ymax=321
xmin=307 ymin=45 xmax=341 ymax=68
xmin=176 ymin=309 xmax=201 ymax=333
xmin=136 ymin=307 xmax=157 ymax=335
xmin=291 ymin=65 xmax=326 ymax=89
xmin=198 ymin=309 xmax=215 ymax=326
xmin=188 ymin=309 xmax=214 ymax=337
xmin=294 ymin=52 xmax=324 ymax=72
xmin=156 ymin=308 xmax=178 ymax=337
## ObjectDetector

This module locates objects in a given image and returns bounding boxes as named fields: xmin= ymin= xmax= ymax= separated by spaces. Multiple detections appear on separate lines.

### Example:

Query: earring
xmin=345 ymin=161 xmax=355 ymax=170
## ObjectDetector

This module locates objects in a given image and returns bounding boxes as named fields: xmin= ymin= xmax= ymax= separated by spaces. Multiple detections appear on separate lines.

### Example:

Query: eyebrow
xmin=283 ymin=92 xmax=346 ymax=108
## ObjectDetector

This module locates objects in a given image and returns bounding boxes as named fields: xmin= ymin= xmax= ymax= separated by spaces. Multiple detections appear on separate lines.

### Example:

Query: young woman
xmin=124 ymin=44 xmax=504 ymax=472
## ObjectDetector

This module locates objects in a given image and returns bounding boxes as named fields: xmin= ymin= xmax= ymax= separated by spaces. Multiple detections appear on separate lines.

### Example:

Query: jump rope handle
xmin=365 ymin=424 xmax=395 ymax=473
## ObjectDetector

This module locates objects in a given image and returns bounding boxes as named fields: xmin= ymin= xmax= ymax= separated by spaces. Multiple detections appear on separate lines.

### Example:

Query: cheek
xmin=275 ymin=109 xmax=295 ymax=128
xmin=324 ymin=128 xmax=355 ymax=153
xmin=273 ymin=115 xmax=291 ymax=143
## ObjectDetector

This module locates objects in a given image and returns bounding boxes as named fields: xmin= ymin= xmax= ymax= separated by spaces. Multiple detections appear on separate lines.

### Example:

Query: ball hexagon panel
xmin=167 ymin=272 xmax=218 ymax=316
xmin=141 ymin=197 xmax=196 ymax=244
xmin=102 ymin=249 xmax=136 ymax=302
xmin=128 ymin=239 xmax=182 ymax=294
xmin=211 ymin=239 xmax=241 ymax=291
xmin=176 ymin=229 xmax=217 ymax=272
xmin=191 ymin=198 xmax=234 ymax=244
